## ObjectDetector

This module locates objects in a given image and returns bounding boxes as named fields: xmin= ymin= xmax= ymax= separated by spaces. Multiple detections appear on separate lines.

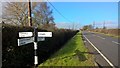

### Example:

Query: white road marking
xmin=93 ymin=34 xmax=96 ymax=36
xmin=112 ymin=41 xmax=120 ymax=45
xmin=92 ymin=34 xmax=105 ymax=40
xmin=83 ymin=35 xmax=115 ymax=68
xmin=97 ymin=35 xmax=105 ymax=39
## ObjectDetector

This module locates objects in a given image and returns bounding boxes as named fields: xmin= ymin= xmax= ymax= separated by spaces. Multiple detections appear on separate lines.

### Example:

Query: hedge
xmin=2 ymin=24 xmax=78 ymax=68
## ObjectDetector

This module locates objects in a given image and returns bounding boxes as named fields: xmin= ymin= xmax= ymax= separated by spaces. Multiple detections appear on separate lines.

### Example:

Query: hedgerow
xmin=2 ymin=24 xmax=78 ymax=68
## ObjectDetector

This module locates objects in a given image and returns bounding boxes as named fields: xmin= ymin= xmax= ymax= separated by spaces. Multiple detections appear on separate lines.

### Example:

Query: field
xmin=39 ymin=32 xmax=95 ymax=66
xmin=90 ymin=29 xmax=120 ymax=38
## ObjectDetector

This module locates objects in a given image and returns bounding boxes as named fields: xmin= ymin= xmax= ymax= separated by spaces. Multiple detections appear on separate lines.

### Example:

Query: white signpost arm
xmin=38 ymin=32 xmax=52 ymax=37
xmin=19 ymin=32 xmax=33 ymax=37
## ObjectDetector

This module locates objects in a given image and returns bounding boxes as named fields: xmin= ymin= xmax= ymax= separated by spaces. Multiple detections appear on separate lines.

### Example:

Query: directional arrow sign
xmin=18 ymin=37 xmax=34 ymax=46
xmin=38 ymin=37 xmax=45 ymax=42
xmin=38 ymin=32 xmax=52 ymax=37
xmin=19 ymin=32 xmax=33 ymax=37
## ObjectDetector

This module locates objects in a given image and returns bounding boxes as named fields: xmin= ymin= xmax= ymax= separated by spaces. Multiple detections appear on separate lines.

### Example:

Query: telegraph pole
xmin=93 ymin=21 xmax=95 ymax=29
xmin=103 ymin=21 xmax=106 ymax=29
xmin=28 ymin=0 xmax=32 ymax=26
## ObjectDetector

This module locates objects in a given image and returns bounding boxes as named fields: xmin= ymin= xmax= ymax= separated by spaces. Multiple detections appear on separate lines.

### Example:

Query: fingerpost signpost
xmin=18 ymin=0 xmax=52 ymax=67
xmin=18 ymin=27 xmax=52 ymax=67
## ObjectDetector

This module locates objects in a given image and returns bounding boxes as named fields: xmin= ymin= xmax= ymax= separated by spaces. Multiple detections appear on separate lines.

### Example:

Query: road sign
xmin=18 ymin=37 xmax=34 ymax=46
xmin=19 ymin=32 xmax=33 ymax=37
xmin=18 ymin=30 xmax=52 ymax=66
xmin=38 ymin=37 xmax=45 ymax=42
xmin=38 ymin=32 xmax=52 ymax=37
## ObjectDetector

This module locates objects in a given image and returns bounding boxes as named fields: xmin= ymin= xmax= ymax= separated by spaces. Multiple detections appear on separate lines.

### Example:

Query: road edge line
xmin=83 ymin=35 xmax=115 ymax=68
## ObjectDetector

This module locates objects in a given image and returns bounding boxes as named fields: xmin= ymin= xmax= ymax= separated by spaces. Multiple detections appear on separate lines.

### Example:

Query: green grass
xmin=39 ymin=32 xmax=95 ymax=67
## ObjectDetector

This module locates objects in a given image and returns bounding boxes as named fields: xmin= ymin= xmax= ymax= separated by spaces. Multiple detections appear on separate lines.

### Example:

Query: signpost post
xmin=33 ymin=27 xmax=38 ymax=67
xmin=17 ymin=28 xmax=52 ymax=67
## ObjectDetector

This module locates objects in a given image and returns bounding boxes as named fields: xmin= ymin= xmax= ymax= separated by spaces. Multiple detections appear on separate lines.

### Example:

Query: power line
xmin=46 ymin=0 xmax=72 ymax=23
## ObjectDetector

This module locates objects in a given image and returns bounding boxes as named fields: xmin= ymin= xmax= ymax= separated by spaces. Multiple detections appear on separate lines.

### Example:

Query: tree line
xmin=2 ymin=2 xmax=56 ymax=30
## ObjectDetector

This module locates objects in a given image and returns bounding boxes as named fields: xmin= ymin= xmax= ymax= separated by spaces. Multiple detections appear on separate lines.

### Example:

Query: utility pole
xmin=28 ymin=0 xmax=32 ymax=26
xmin=103 ymin=21 xmax=106 ymax=29
xmin=93 ymin=21 xmax=95 ymax=29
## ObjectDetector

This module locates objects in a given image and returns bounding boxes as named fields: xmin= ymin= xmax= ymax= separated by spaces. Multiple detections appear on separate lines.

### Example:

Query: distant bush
xmin=2 ymin=24 xmax=78 ymax=68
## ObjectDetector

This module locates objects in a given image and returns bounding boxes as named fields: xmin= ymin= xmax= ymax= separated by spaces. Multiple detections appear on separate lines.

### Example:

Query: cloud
xmin=55 ymin=22 xmax=81 ymax=30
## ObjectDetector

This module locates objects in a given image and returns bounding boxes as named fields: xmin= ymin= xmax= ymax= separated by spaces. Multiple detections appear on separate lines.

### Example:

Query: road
xmin=82 ymin=31 xmax=119 ymax=67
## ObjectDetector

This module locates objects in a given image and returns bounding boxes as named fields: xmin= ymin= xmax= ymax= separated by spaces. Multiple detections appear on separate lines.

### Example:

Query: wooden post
xmin=28 ymin=0 xmax=32 ymax=26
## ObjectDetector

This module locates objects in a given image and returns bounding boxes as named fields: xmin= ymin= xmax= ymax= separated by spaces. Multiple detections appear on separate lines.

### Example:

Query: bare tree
xmin=2 ymin=2 xmax=55 ymax=28
xmin=2 ymin=2 xmax=37 ymax=26
xmin=33 ymin=2 xmax=54 ymax=26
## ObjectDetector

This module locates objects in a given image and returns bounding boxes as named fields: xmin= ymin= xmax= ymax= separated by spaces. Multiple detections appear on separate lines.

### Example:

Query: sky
xmin=1 ymin=0 xmax=119 ymax=2
xmin=0 ymin=1 xmax=119 ymax=29
xmin=47 ymin=2 xmax=118 ymax=29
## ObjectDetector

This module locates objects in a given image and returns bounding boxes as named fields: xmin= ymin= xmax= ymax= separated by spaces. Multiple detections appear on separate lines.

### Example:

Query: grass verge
xmin=39 ymin=32 xmax=95 ymax=67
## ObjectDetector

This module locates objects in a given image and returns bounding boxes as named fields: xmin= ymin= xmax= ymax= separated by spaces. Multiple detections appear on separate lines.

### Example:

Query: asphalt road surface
xmin=82 ymin=31 xmax=119 ymax=67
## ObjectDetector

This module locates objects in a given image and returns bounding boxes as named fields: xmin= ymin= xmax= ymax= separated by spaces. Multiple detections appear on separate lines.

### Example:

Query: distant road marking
xmin=83 ymin=35 xmax=115 ymax=68
xmin=97 ymin=35 xmax=105 ymax=39
xmin=112 ymin=41 xmax=120 ymax=45
xmin=89 ymin=32 xmax=105 ymax=39
xmin=92 ymin=34 xmax=96 ymax=36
